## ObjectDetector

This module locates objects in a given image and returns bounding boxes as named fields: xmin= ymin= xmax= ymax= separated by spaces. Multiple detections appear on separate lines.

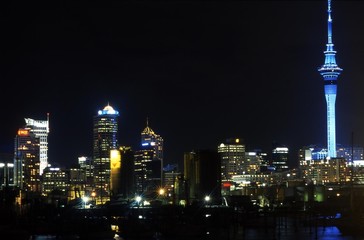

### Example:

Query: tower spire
xmin=327 ymin=0 xmax=332 ymax=45
xmin=318 ymin=0 xmax=343 ymax=158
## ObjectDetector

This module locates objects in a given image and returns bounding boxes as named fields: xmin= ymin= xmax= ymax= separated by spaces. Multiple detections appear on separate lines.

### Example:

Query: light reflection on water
xmin=242 ymin=226 xmax=363 ymax=240
xmin=29 ymin=227 xmax=364 ymax=240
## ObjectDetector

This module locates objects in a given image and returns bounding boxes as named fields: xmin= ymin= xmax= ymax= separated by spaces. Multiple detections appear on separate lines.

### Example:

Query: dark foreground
xmin=1 ymin=203 xmax=364 ymax=240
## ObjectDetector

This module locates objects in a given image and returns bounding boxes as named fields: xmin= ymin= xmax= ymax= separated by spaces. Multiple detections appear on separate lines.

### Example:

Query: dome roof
xmin=103 ymin=105 xmax=115 ymax=111
xmin=97 ymin=104 xmax=119 ymax=116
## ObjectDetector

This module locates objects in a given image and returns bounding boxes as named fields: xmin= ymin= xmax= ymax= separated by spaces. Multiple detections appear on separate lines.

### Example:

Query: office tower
xmin=272 ymin=145 xmax=289 ymax=172
xmin=184 ymin=149 xmax=221 ymax=204
xmin=119 ymin=146 xmax=135 ymax=199
xmin=14 ymin=128 xmax=41 ymax=192
xmin=24 ymin=114 xmax=49 ymax=175
xmin=244 ymin=151 xmax=262 ymax=174
xmin=93 ymin=104 xmax=119 ymax=204
xmin=141 ymin=118 xmax=164 ymax=184
xmin=337 ymin=146 xmax=364 ymax=164
xmin=78 ymin=156 xmax=94 ymax=192
xmin=217 ymin=138 xmax=245 ymax=181
xmin=134 ymin=147 xmax=156 ymax=195
xmin=134 ymin=119 xmax=164 ymax=196
xmin=163 ymin=164 xmax=181 ymax=204
xmin=42 ymin=167 xmax=68 ymax=197
xmin=68 ymin=166 xmax=86 ymax=200
xmin=318 ymin=0 xmax=343 ymax=158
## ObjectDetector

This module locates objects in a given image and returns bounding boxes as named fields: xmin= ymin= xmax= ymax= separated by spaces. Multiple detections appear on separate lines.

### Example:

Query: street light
xmin=82 ymin=196 xmax=89 ymax=209
xmin=158 ymin=188 xmax=165 ymax=196
xmin=136 ymin=196 xmax=142 ymax=206
xmin=204 ymin=195 xmax=211 ymax=206
xmin=91 ymin=191 xmax=96 ymax=206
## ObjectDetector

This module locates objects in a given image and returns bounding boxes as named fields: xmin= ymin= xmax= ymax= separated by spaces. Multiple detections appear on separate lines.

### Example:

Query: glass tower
xmin=24 ymin=114 xmax=49 ymax=175
xmin=140 ymin=118 xmax=164 ymax=186
xmin=318 ymin=0 xmax=343 ymax=158
xmin=93 ymin=104 xmax=119 ymax=204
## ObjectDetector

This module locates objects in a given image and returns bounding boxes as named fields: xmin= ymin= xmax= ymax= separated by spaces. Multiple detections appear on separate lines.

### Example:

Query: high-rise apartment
xmin=93 ymin=104 xmax=119 ymax=204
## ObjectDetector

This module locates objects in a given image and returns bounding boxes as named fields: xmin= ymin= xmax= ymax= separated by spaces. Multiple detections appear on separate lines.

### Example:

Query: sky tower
xmin=318 ymin=0 xmax=343 ymax=158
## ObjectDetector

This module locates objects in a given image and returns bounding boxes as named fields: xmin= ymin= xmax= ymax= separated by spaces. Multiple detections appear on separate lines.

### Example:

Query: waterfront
xmin=3 ymin=200 xmax=364 ymax=240
xmin=28 ymin=226 xmax=363 ymax=240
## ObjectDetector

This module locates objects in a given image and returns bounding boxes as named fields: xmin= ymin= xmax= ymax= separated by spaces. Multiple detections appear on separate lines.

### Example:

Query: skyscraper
xmin=318 ymin=0 xmax=343 ymax=158
xmin=24 ymin=114 xmax=50 ymax=175
xmin=140 ymin=118 xmax=163 ymax=183
xmin=93 ymin=104 xmax=119 ymax=204
xmin=14 ymin=128 xmax=41 ymax=192
xmin=217 ymin=138 xmax=245 ymax=181
xmin=141 ymin=118 xmax=164 ymax=164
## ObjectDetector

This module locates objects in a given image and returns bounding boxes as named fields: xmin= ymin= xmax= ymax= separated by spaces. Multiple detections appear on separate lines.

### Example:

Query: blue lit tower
xmin=318 ymin=0 xmax=342 ymax=158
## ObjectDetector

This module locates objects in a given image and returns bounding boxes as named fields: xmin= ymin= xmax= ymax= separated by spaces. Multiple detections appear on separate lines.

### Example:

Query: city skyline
xmin=1 ymin=1 xmax=364 ymax=168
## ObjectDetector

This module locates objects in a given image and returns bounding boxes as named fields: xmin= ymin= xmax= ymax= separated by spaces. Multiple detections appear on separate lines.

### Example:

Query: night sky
xmin=1 ymin=0 xmax=364 ymax=169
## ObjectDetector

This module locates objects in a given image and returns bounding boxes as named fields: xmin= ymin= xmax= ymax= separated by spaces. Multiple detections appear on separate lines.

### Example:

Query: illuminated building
xmin=184 ymin=149 xmax=221 ymax=204
xmin=42 ymin=167 xmax=68 ymax=196
xmin=337 ymin=146 xmax=364 ymax=164
xmin=133 ymin=119 xmax=163 ymax=196
xmin=110 ymin=149 xmax=121 ymax=196
xmin=318 ymin=0 xmax=343 ymax=158
xmin=93 ymin=104 xmax=119 ymax=204
xmin=244 ymin=151 xmax=263 ymax=174
xmin=272 ymin=146 xmax=289 ymax=172
xmin=0 ymin=162 xmax=14 ymax=188
xmin=24 ymin=115 xmax=49 ymax=175
xmin=68 ymin=167 xmax=87 ymax=200
xmin=163 ymin=164 xmax=181 ymax=204
xmin=217 ymin=138 xmax=245 ymax=181
xmin=78 ymin=156 xmax=93 ymax=191
xmin=14 ymin=128 xmax=41 ymax=192
xmin=134 ymin=147 xmax=155 ymax=195
xmin=140 ymin=118 xmax=164 ymax=184
xmin=300 ymin=157 xmax=349 ymax=184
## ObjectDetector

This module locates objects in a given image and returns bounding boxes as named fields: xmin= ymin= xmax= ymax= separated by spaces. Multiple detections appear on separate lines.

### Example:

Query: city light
xmin=82 ymin=196 xmax=89 ymax=209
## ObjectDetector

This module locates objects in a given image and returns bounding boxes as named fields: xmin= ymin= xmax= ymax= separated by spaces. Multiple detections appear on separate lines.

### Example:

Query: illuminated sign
xmin=18 ymin=129 xmax=29 ymax=136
